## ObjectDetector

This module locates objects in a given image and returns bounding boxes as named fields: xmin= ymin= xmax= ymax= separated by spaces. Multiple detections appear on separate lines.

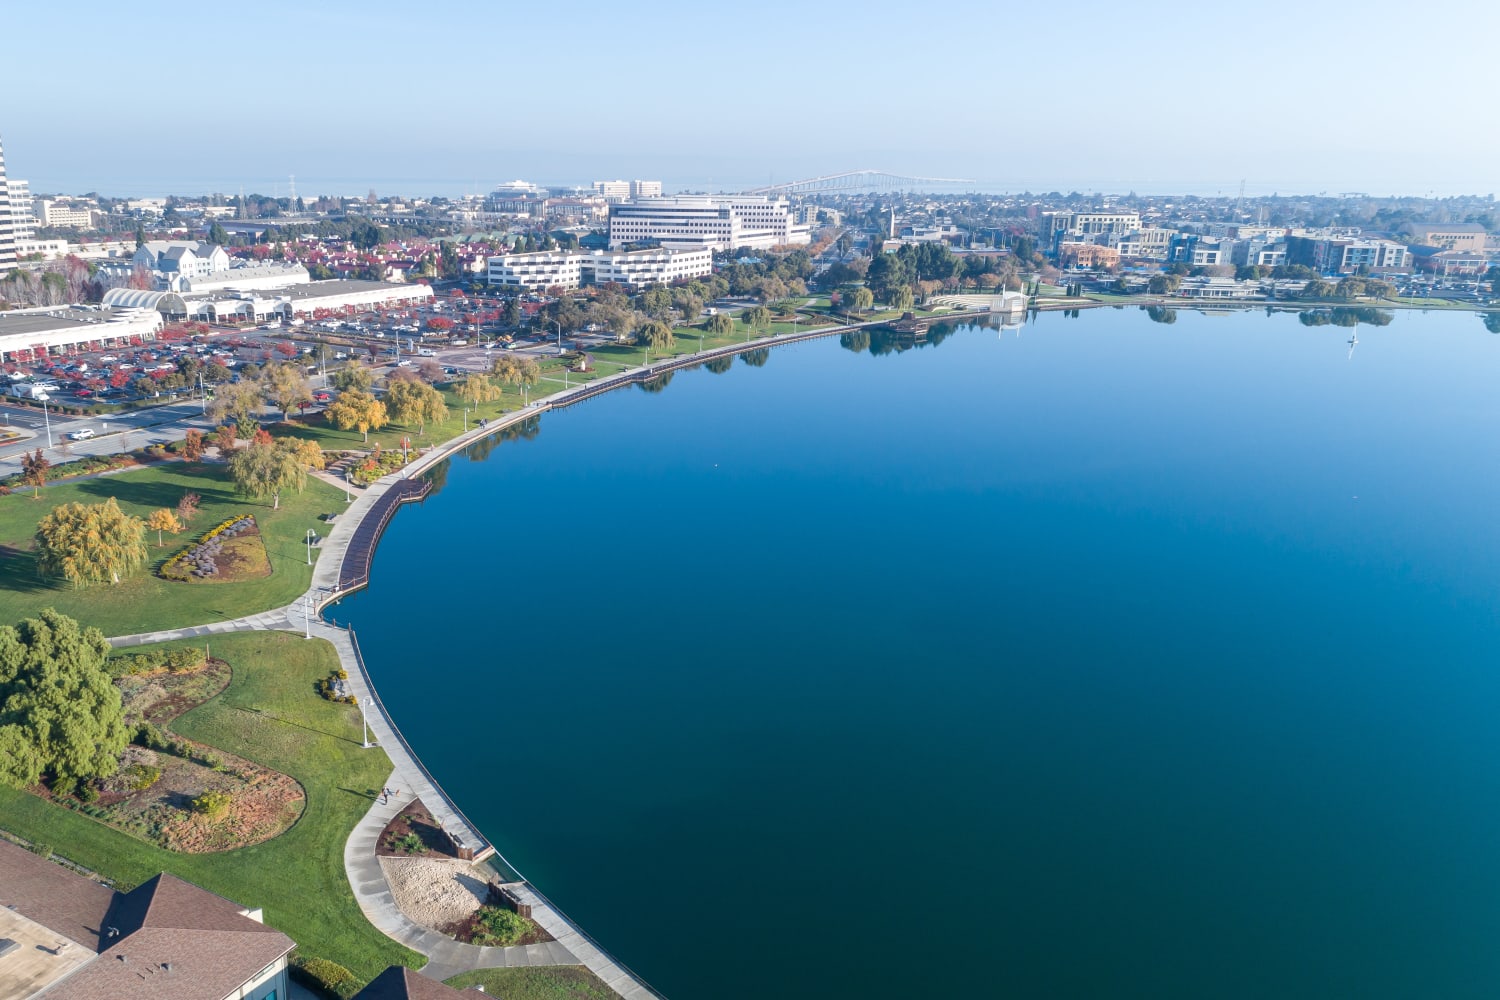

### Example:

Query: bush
xmin=108 ymin=646 xmax=205 ymax=676
xmin=191 ymin=790 xmax=232 ymax=821
xmin=77 ymin=783 xmax=100 ymax=804
xmin=29 ymin=842 xmax=52 ymax=858
xmin=472 ymin=905 xmax=531 ymax=947
xmin=52 ymin=776 xmax=77 ymax=799
xmin=134 ymin=722 xmax=168 ymax=750
xmin=125 ymin=764 xmax=162 ymax=791
xmin=290 ymin=956 xmax=361 ymax=1000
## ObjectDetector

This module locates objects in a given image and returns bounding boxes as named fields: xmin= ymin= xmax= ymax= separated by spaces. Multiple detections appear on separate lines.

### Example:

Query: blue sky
xmin=3 ymin=0 xmax=1497 ymax=198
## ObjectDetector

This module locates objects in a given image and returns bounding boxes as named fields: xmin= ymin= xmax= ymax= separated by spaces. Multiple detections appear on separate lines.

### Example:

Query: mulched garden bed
xmin=442 ymin=908 xmax=556 ymax=947
xmin=117 ymin=658 xmax=232 ymax=727
xmin=377 ymin=797 xmax=460 ymax=859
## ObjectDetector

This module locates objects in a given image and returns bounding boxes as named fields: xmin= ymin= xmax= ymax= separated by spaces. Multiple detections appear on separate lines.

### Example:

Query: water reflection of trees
xmin=1482 ymin=312 xmax=1500 ymax=334
xmin=1298 ymin=307 xmax=1393 ymax=328
xmin=637 ymin=371 xmax=675 ymax=393
xmin=423 ymin=457 xmax=451 ymax=497
xmin=740 ymin=348 xmax=771 ymax=367
xmin=705 ymin=355 xmax=735 ymax=374
xmin=464 ymin=414 xmax=541 ymax=464
xmin=1144 ymin=305 xmax=1177 ymax=324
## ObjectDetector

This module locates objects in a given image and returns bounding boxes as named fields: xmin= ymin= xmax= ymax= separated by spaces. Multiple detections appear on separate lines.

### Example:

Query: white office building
xmin=35 ymin=198 xmax=96 ymax=230
xmin=7 ymin=178 xmax=32 ymax=240
xmin=0 ymin=134 xmax=15 ymax=274
xmin=587 ymin=247 xmax=713 ymax=289
xmin=486 ymin=250 xmax=587 ymax=291
xmin=608 ymin=195 xmax=810 ymax=251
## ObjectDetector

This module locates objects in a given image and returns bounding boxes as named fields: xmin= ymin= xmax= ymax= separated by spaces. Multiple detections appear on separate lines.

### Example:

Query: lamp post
xmin=550 ymin=319 xmax=563 ymax=355
xmin=198 ymin=373 xmax=207 ymax=415
xmin=303 ymin=593 xmax=313 ymax=639
xmin=305 ymin=528 xmax=315 ymax=565
xmin=344 ymin=466 xmax=352 ymax=503
xmin=360 ymin=697 xmax=373 ymax=748
xmin=36 ymin=393 xmax=53 ymax=449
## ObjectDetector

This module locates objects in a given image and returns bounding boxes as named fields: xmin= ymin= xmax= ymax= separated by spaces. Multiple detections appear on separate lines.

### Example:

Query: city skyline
xmin=3 ymin=0 xmax=1498 ymax=198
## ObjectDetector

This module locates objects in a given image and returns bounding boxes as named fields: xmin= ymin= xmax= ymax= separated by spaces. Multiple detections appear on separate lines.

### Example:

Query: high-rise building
xmin=0 ymin=134 xmax=16 ymax=274
xmin=607 ymin=195 xmax=809 ymax=251
xmin=8 ymin=179 xmax=34 ymax=240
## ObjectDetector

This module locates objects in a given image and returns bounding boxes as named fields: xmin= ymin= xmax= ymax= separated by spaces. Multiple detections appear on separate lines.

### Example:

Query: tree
xmin=208 ymin=381 xmax=266 ymax=433
xmin=262 ymin=363 xmax=312 ymax=421
xmin=0 ymin=609 xmax=127 ymax=789
xmin=229 ymin=438 xmax=306 ymax=509
xmin=1147 ymin=273 xmax=1182 ymax=295
xmin=637 ymin=321 xmax=675 ymax=351
xmin=176 ymin=491 xmax=201 ymax=525
xmin=331 ymin=361 xmax=374 ymax=393
xmin=35 ymin=498 xmax=148 ymax=587
xmin=145 ymin=508 xmax=183 ymax=547
xmin=889 ymin=286 xmax=915 ymax=311
xmin=20 ymin=449 xmax=49 ymax=499
xmin=285 ymin=437 xmax=326 ymax=470
xmin=848 ymin=289 xmax=874 ymax=314
xmin=742 ymin=305 xmax=772 ymax=332
xmin=325 ymin=389 xmax=388 ymax=443
xmin=214 ymin=423 xmax=237 ymax=456
xmin=208 ymin=221 xmax=230 ymax=246
xmin=705 ymin=312 xmax=734 ymax=337
xmin=385 ymin=380 xmax=448 ymax=435
xmin=456 ymin=373 xmax=502 ymax=406
xmin=181 ymin=429 xmax=205 ymax=462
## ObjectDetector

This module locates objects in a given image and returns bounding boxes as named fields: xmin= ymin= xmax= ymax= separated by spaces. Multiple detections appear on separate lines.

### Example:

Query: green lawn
xmin=445 ymin=967 xmax=618 ymax=1000
xmin=0 ymin=631 xmax=419 ymax=982
xmin=0 ymin=461 xmax=341 ymax=636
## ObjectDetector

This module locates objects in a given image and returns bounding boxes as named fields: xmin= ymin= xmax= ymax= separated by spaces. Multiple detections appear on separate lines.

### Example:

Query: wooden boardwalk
xmin=337 ymin=476 xmax=431 ymax=593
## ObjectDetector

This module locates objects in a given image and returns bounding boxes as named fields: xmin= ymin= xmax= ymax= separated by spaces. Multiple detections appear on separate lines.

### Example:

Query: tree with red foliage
xmin=275 ymin=341 xmax=297 ymax=358
xmin=426 ymin=317 xmax=455 ymax=332
xmin=252 ymin=427 xmax=273 ymax=446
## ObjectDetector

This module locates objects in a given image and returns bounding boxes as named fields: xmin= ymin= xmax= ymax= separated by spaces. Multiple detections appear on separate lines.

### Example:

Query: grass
xmin=0 ymin=460 xmax=340 ymax=636
xmin=0 ymin=631 xmax=420 ymax=982
xmin=445 ymin=967 xmax=618 ymax=1000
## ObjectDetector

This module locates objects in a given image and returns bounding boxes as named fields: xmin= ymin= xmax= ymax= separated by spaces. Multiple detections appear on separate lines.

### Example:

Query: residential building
xmin=1231 ymin=239 xmax=1286 ymax=267
xmin=1402 ymin=222 xmax=1486 ymax=254
xmin=1285 ymin=235 xmax=1409 ymax=274
xmin=355 ymin=965 xmax=475 ymax=999
xmin=0 ymin=838 xmax=294 ymax=1000
xmin=1058 ymin=242 xmax=1119 ymax=268
xmin=1189 ymin=239 xmax=1232 ymax=267
xmin=587 ymin=247 xmax=713 ymax=288
xmin=8 ymin=178 xmax=33 ymax=240
xmin=1043 ymin=211 xmax=1142 ymax=243
xmin=132 ymin=240 xmax=232 ymax=288
xmin=0 ymin=133 xmax=15 ymax=274
xmin=35 ymin=198 xmax=96 ymax=229
xmin=608 ymin=195 xmax=809 ymax=250
xmin=1115 ymin=228 xmax=1175 ymax=261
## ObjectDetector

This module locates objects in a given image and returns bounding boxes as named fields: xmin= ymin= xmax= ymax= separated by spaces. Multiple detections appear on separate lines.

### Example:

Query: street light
xmin=360 ymin=697 xmax=373 ymax=748
xmin=303 ymin=593 xmax=313 ymax=639
xmin=550 ymin=319 xmax=563 ymax=355
xmin=36 ymin=393 xmax=53 ymax=449
xmin=305 ymin=528 xmax=316 ymax=566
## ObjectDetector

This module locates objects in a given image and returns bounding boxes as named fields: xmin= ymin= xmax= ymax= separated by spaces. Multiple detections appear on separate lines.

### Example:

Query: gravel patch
xmin=379 ymin=855 xmax=494 ymax=932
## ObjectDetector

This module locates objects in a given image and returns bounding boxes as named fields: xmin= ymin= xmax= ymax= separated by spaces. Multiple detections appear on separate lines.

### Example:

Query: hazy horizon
xmin=3 ymin=0 xmax=1498 ymax=200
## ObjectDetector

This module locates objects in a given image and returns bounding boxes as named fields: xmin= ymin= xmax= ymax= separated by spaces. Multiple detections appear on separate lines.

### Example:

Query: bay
xmin=337 ymin=306 xmax=1500 ymax=998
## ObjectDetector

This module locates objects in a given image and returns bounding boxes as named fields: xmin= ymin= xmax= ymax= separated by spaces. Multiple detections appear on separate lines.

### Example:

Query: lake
xmin=336 ymin=306 xmax=1500 ymax=998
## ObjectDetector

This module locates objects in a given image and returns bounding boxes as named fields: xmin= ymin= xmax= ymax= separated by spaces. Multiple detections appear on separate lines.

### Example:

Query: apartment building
xmin=608 ymin=195 xmax=809 ymax=250
xmin=7 ymin=178 xmax=32 ymax=240
xmin=0 ymin=134 xmax=15 ymax=274
xmin=1043 ymin=211 xmax=1142 ymax=242
xmin=1115 ymin=228 xmax=1175 ymax=260
xmin=1285 ymin=235 xmax=1409 ymax=274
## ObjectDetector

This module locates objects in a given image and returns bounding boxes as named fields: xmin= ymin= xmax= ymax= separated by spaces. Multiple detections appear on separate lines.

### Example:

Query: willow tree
xmin=705 ymin=312 xmax=735 ymax=337
xmin=385 ymin=380 xmax=448 ymax=436
xmin=326 ymin=389 xmax=388 ymax=443
xmin=637 ymin=321 xmax=675 ymax=352
xmin=456 ymin=373 xmax=502 ymax=406
xmin=229 ymin=437 xmax=306 ymax=510
xmin=35 ymin=497 xmax=148 ymax=587
xmin=0 ymin=609 xmax=126 ymax=789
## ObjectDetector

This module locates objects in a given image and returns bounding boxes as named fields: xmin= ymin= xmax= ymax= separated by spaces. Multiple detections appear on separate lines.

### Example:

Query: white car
xmin=68 ymin=428 xmax=95 ymax=441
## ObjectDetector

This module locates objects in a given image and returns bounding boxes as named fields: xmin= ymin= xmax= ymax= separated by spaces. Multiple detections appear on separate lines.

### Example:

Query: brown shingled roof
xmin=355 ymin=965 xmax=476 ymax=1000
xmin=0 ymin=839 xmax=114 ymax=951
xmin=44 ymin=927 xmax=295 ymax=1000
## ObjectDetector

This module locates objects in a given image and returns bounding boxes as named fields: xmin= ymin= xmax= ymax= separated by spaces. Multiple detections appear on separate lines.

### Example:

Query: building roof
xmin=101 ymin=289 xmax=187 ymax=312
xmin=0 ymin=841 xmax=295 ymax=1000
xmin=355 ymin=966 xmax=476 ymax=1000
xmin=1405 ymin=222 xmax=1486 ymax=233
xmin=282 ymin=279 xmax=434 ymax=300
xmin=0 ymin=838 xmax=115 ymax=951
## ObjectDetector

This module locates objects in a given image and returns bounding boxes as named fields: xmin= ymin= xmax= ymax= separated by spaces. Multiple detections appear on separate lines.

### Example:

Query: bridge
xmin=741 ymin=169 xmax=976 ymax=195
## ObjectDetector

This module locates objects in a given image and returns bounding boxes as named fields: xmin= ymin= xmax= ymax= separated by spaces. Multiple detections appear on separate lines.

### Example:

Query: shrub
xmin=77 ymin=783 xmax=100 ymax=804
xmin=192 ymin=790 xmax=232 ymax=821
xmin=125 ymin=764 xmax=162 ymax=791
xmin=395 ymin=832 xmax=425 ymax=855
xmin=290 ymin=956 xmax=361 ymax=1000
xmin=134 ymin=722 xmax=168 ymax=750
xmin=472 ymin=905 xmax=530 ymax=946
xmin=52 ymin=776 xmax=77 ymax=799
xmin=29 ymin=842 xmax=52 ymax=858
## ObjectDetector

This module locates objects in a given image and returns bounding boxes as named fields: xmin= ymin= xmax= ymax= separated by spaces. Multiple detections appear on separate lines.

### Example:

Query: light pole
xmin=198 ymin=373 xmax=207 ymax=415
xmin=360 ymin=697 xmax=373 ymax=748
xmin=550 ymin=319 xmax=563 ymax=355
xmin=303 ymin=593 xmax=313 ymax=639
xmin=305 ymin=528 xmax=315 ymax=565
xmin=344 ymin=467 xmax=352 ymax=503
xmin=36 ymin=393 xmax=53 ymax=448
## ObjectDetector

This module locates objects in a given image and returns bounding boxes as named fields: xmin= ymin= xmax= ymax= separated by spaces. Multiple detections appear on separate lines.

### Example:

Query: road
xmin=0 ymin=399 xmax=224 ymax=476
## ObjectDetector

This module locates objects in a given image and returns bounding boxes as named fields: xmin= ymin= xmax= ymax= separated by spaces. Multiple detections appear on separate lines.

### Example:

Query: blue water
xmin=337 ymin=307 xmax=1500 ymax=998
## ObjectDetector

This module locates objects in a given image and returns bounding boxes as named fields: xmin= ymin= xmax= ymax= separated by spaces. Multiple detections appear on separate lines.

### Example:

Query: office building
xmin=486 ymin=250 xmax=587 ymax=290
xmin=487 ymin=247 xmax=714 ymax=291
xmin=7 ymin=178 xmax=32 ymax=240
xmin=608 ymin=195 xmax=809 ymax=251
xmin=1402 ymin=222 xmax=1487 ymax=254
xmin=35 ymin=198 xmax=96 ymax=230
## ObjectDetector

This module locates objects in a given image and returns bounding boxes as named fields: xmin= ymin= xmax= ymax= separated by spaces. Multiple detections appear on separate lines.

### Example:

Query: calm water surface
xmin=337 ymin=307 xmax=1500 ymax=999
